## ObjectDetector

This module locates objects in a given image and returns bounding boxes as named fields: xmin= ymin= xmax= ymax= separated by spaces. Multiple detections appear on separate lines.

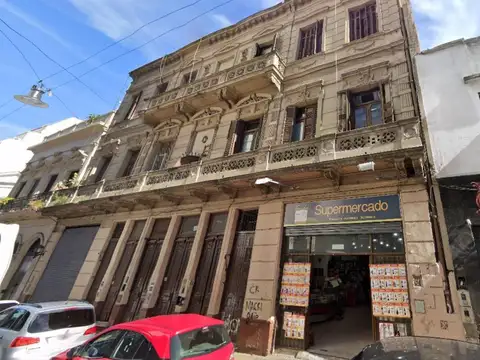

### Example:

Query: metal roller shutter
xmin=284 ymin=222 xmax=403 ymax=236
xmin=30 ymin=225 xmax=100 ymax=302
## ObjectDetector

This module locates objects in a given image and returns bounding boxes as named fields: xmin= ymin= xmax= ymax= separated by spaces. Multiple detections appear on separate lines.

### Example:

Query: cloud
xmin=0 ymin=1 xmax=77 ymax=52
xmin=412 ymin=0 xmax=480 ymax=49
xmin=211 ymin=14 xmax=233 ymax=27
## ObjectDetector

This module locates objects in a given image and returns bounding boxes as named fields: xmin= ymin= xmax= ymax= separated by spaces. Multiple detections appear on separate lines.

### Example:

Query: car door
xmin=109 ymin=330 xmax=162 ymax=360
xmin=74 ymin=329 xmax=125 ymax=359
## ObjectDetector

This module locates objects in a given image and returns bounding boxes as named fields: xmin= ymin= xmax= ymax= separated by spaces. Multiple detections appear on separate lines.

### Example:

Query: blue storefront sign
xmin=284 ymin=195 xmax=401 ymax=226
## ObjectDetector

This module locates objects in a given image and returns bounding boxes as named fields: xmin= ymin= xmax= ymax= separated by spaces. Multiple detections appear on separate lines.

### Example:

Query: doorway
xmin=308 ymin=254 xmax=372 ymax=359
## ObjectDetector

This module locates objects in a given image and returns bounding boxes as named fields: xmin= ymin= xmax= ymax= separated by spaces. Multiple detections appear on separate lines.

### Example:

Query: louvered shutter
xmin=253 ymin=118 xmax=264 ymax=150
xmin=224 ymin=121 xmax=237 ymax=156
xmin=303 ymin=105 xmax=317 ymax=140
xmin=315 ymin=21 xmax=323 ymax=53
xmin=233 ymin=121 xmax=246 ymax=154
xmin=283 ymin=106 xmax=296 ymax=143
xmin=346 ymin=92 xmax=354 ymax=130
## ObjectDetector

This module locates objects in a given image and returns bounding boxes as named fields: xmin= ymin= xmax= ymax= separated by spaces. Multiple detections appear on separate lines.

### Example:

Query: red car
xmin=52 ymin=314 xmax=234 ymax=360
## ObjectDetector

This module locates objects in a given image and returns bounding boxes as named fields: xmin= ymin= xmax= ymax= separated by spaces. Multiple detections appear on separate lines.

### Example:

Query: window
xmin=12 ymin=181 xmax=26 ymax=198
xmin=170 ymin=325 xmax=230 ymax=359
xmin=235 ymin=120 xmax=261 ymax=153
xmin=43 ymin=174 xmax=58 ymax=193
xmin=290 ymin=105 xmax=317 ymax=142
xmin=350 ymin=88 xmax=382 ymax=129
xmin=349 ymin=2 xmax=378 ymax=41
xmin=121 ymin=149 xmax=140 ymax=177
xmin=183 ymin=70 xmax=197 ymax=85
xmin=156 ymin=82 xmax=168 ymax=95
xmin=26 ymin=179 xmax=40 ymax=198
xmin=77 ymin=330 xmax=125 ymax=359
xmin=95 ymin=156 xmax=112 ymax=182
xmin=28 ymin=308 xmax=94 ymax=333
xmin=150 ymin=143 xmax=171 ymax=171
xmin=255 ymin=43 xmax=273 ymax=57
xmin=110 ymin=331 xmax=158 ymax=360
xmin=297 ymin=21 xmax=322 ymax=60
xmin=125 ymin=92 xmax=143 ymax=121
xmin=0 ymin=307 xmax=30 ymax=331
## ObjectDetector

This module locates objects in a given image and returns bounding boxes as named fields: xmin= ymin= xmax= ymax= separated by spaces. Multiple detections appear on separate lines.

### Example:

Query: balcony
xmin=143 ymin=52 xmax=285 ymax=125
xmin=2 ymin=119 xmax=422 ymax=218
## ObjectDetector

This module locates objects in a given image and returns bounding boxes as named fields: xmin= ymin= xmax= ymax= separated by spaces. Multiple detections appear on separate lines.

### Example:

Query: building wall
xmin=416 ymin=37 xmax=480 ymax=179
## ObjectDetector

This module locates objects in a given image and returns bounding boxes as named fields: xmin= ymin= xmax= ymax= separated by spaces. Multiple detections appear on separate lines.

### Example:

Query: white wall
xmin=416 ymin=37 xmax=480 ymax=179
xmin=0 ymin=117 xmax=81 ymax=198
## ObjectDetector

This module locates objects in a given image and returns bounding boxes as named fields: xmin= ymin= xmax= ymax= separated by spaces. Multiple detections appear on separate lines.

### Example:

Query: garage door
xmin=30 ymin=225 xmax=100 ymax=302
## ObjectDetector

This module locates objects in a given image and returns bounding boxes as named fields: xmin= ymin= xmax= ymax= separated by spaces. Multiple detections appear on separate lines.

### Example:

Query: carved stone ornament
xmin=236 ymin=93 xmax=272 ymax=108
xmin=342 ymin=62 xmax=389 ymax=89
xmin=127 ymin=134 xmax=144 ymax=149
xmin=192 ymin=107 xmax=223 ymax=121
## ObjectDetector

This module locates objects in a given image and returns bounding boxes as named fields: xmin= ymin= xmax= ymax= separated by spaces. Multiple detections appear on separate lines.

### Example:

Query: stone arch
xmin=235 ymin=93 xmax=272 ymax=108
xmin=2 ymin=234 xmax=44 ymax=300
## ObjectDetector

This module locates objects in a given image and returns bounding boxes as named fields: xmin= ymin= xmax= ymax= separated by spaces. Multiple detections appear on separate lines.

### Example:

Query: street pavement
xmin=235 ymin=351 xmax=334 ymax=360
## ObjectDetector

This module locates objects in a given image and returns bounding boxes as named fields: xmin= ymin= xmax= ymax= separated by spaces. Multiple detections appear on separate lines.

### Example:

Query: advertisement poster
xmin=280 ymin=262 xmax=311 ymax=307
xmin=370 ymin=264 xmax=411 ymax=318
xmin=283 ymin=312 xmax=305 ymax=339
xmin=284 ymin=195 xmax=401 ymax=226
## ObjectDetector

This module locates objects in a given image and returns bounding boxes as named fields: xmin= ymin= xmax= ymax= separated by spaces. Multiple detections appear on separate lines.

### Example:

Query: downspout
xmin=397 ymin=1 xmax=454 ymax=313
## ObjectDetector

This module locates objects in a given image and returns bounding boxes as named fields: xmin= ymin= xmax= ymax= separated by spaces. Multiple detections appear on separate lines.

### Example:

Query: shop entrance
xmin=308 ymin=254 xmax=372 ymax=358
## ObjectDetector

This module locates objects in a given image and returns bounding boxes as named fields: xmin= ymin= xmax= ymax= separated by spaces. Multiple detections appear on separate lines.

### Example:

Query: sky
xmin=0 ymin=0 xmax=478 ymax=140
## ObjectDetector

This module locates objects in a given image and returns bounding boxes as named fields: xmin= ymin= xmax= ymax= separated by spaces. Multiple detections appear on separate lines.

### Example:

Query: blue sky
xmin=0 ymin=0 xmax=478 ymax=140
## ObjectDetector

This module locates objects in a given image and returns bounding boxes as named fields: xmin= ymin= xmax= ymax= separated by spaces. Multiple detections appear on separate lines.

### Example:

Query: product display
xmin=280 ymin=262 xmax=311 ymax=307
xmin=283 ymin=312 xmax=306 ymax=339
xmin=370 ymin=264 xmax=411 ymax=318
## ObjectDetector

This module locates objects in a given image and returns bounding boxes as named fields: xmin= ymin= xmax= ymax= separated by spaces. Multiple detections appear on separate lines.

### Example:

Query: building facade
xmin=416 ymin=37 xmax=480 ymax=342
xmin=0 ymin=113 xmax=113 ymax=302
xmin=0 ymin=117 xmax=82 ymax=198
xmin=0 ymin=0 xmax=467 ymax=356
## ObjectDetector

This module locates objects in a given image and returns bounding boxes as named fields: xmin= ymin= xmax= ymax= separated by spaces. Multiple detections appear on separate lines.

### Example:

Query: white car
xmin=0 ymin=301 xmax=97 ymax=360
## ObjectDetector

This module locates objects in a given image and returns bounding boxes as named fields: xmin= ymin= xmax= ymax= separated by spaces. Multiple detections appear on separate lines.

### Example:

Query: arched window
xmin=2 ymin=238 xmax=42 ymax=300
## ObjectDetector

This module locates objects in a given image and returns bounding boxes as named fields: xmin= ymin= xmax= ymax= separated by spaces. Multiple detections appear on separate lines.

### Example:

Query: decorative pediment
xmin=213 ymin=43 xmax=240 ymax=56
xmin=341 ymin=61 xmax=390 ymax=90
xmin=153 ymin=118 xmax=183 ymax=131
xmin=127 ymin=134 xmax=145 ymax=149
xmin=251 ymin=26 xmax=281 ymax=41
xmin=192 ymin=107 xmax=224 ymax=121
xmin=236 ymin=93 xmax=272 ymax=108
xmin=154 ymin=119 xmax=182 ymax=141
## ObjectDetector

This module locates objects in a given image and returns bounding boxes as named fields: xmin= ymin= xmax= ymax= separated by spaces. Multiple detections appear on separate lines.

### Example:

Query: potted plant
xmin=29 ymin=199 xmax=45 ymax=211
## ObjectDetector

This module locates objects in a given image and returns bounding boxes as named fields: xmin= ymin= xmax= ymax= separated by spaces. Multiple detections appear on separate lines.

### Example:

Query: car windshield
xmin=170 ymin=325 xmax=230 ymax=359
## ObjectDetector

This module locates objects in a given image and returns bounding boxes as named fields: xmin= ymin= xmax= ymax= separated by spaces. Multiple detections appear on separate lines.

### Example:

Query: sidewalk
xmin=235 ymin=351 xmax=331 ymax=360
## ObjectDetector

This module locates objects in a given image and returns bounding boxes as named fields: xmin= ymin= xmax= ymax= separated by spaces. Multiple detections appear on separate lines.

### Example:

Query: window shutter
xmin=253 ymin=118 xmax=263 ymax=150
xmin=224 ymin=120 xmax=238 ymax=156
xmin=233 ymin=121 xmax=246 ymax=154
xmin=283 ymin=106 xmax=296 ymax=143
xmin=346 ymin=92 xmax=354 ymax=130
xmin=315 ymin=21 xmax=323 ymax=53
xmin=304 ymin=105 xmax=317 ymax=140
xmin=381 ymin=84 xmax=394 ymax=123
xmin=272 ymin=34 xmax=278 ymax=53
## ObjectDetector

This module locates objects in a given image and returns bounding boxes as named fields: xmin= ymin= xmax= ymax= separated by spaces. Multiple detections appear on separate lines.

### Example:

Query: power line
xmin=52 ymin=0 xmax=236 ymax=91
xmin=52 ymin=94 xmax=77 ymax=118
xmin=0 ymin=17 xmax=111 ymax=105
xmin=0 ymin=105 xmax=26 ymax=122
xmin=42 ymin=0 xmax=206 ymax=83
xmin=0 ymin=26 xmax=41 ymax=80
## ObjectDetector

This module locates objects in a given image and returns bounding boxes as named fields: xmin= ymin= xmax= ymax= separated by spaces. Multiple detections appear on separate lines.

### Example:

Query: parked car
xmin=0 ymin=301 xmax=96 ymax=360
xmin=352 ymin=336 xmax=480 ymax=359
xmin=0 ymin=300 xmax=19 ymax=312
xmin=52 ymin=313 xmax=234 ymax=360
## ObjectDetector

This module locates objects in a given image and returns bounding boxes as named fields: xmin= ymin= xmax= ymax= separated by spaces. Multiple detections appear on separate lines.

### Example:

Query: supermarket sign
xmin=284 ymin=195 xmax=401 ymax=226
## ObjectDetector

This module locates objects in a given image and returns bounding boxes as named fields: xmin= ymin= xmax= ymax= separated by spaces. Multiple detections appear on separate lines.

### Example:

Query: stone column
xmin=237 ymin=201 xmax=283 ymax=356
xmin=68 ymin=220 xmax=115 ymax=300
xmin=207 ymin=208 xmax=239 ymax=316
xmin=141 ymin=215 xmax=182 ymax=318
xmin=22 ymin=224 xmax=66 ymax=302
xmin=108 ymin=217 xmax=155 ymax=324
xmin=94 ymin=220 xmax=134 ymax=315
xmin=175 ymin=211 xmax=211 ymax=313
xmin=400 ymin=187 xmax=465 ymax=340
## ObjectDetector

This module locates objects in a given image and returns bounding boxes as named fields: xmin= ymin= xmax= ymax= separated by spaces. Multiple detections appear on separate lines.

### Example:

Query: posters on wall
xmin=370 ymin=264 xmax=411 ymax=318
xmin=379 ymin=322 xmax=408 ymax=339
xmin=283 ymin=312 xmax=305 ymax=339
xmin=280 ymin=262 xmax=311 ymax=307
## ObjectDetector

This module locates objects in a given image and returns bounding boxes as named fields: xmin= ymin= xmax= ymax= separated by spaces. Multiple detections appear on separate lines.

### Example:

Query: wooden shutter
xmin=315 ymin=21 xmax=323 ymax=53
xmin=255 ymin=44 xmax=262 ymax=57
xmin=346 ymin=92 xmax=354 ymax=131
xmin=303 ymin=105 xmax=317 ymax=140
xmin=233 ymin=121 xmax=246 ymax=154
xmin=253 ymin=118 xmax=263 ymax=150
xmin=224 ymin=120 xmax=237 ymax=157
xmin=272 ymin=33 xmax=278 ymax=52
xmin=283 ymin=106 xmax=296 ymax=143
xmin=381 ymin=84 xmax=394 ymax=123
